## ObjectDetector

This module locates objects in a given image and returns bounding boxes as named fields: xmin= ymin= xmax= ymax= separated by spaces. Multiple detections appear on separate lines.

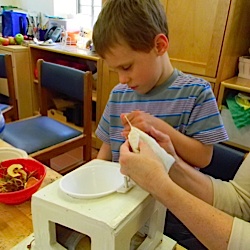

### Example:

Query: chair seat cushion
xmin=0 ymin=103 xmax=10 ymax=111
xmin=3 ymin=116 xmax=82 ymax=154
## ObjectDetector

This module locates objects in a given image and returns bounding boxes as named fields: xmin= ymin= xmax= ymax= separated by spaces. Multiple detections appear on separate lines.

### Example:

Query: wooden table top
xmin=0 ymin=140 xmax=186 ymax=250
xmin=0 ymin=140 xmax=61 ymax=250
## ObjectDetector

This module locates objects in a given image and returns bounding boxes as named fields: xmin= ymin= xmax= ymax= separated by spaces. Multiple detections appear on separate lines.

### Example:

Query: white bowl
xmin=59 ymin=164 xmax=124 ymax=199
xmin=0 ymin=147 xmax=28 ymax=161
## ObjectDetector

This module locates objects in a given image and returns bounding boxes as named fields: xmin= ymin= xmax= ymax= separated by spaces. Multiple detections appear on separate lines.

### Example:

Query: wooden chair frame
xmin=3 ymin=59 xmax=93 ymax=174
xmin=30 ymin=59 xmax=93 ymax=173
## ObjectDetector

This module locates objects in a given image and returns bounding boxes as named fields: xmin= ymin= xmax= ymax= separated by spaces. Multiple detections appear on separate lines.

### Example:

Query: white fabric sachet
xmin=126 ymin=117 xmax=175 ymax=172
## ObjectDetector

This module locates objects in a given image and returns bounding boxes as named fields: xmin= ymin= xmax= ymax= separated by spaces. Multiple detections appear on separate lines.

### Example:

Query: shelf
xmin=29 ymin=44 xmax=100 ymax=61
xmin=218 ymin=77 xmax=250 ymax=110
xmin=29 ymin=44 xmax=114 ymax=150
xmin=221 ymin=77 xmax=250 ymax=92
xmin=0 ymin=45 xmax=33 ymax=118
xmin=218 ymin=76 xmax=250 ymax=151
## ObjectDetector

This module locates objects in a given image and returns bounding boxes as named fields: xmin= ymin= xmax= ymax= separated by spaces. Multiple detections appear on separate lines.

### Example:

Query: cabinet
xmin=160 ymin=0 xmax=250 ymax=97
xmin=218 ymin=77 xmax=250 ymax=151
xmin=0 ymin=45 xmax=33 ymax=118
xmin=28 ymin=44 xmax=118 ymax=148
xmin=100 ymin=62 xmax=119 ymax=116
xmin=100 ymin=0 xmax=250 ymax=98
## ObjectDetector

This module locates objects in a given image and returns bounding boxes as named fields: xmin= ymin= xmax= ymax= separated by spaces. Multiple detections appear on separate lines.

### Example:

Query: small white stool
xmin=31 ymin=160 xmax=166 ymax=250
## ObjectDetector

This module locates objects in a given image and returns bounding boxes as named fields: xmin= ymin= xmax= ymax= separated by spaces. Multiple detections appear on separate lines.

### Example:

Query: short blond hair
xmin=93 ymin=0 xmax=168 ymax=58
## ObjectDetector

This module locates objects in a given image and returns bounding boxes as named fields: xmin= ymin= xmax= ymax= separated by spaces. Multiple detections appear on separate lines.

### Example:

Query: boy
xmin=93 ymin=0 xmax=228 ymax=168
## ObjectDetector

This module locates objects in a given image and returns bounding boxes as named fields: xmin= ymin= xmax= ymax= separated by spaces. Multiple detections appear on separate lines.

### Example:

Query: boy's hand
xmin=148 ymin=127 xmax=178 ymax=160
xmin=121 ymin=110 xmax=154 ymax=138
xmin=120 ymin=110 xmax=178 ymax=160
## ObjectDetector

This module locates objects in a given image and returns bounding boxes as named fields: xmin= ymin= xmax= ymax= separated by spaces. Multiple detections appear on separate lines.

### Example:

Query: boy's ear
xmin=154 ymin=34 xmax=169 ymax=55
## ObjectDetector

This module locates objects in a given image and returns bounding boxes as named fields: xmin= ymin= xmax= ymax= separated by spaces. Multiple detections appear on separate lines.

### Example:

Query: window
xmin=77 ymin=0 xmax=102 ymax=29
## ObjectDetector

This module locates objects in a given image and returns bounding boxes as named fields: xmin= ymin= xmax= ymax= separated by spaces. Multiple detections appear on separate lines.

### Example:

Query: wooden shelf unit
xmin=101 ymin=0 xmax=250 ymax=98
xmin=218 ymin=76 xmax=250 ymax=151
xmin=160 ymin=0 xmax=250 ymax=98
xmin=218 ymin=77 xmax=250 ymax=109
xmin=0 ymin=45 xmax=33 ymax=119
xmin=28 ymin=44 xmax=105 ymax=148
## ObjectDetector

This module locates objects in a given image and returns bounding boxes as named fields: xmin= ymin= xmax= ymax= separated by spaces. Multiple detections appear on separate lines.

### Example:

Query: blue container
xmin=39 ymin=29 xmax=48 ymax=41
xmin=2 ymin=10 xmax=28 ymax=37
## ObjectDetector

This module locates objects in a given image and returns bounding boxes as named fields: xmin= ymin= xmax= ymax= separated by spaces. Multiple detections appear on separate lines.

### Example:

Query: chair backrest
xmin=35 ymin=59 xmax=93 ymax=170
xmin=200 ymin=143 xmax=246 ymax=181
xmin=37 ymin=59 xmax=92 ymax=157
xmin=40 ymin=61 xmax=85 ymax=101
xmin=0 ymin=54 xmax=18 ymax=121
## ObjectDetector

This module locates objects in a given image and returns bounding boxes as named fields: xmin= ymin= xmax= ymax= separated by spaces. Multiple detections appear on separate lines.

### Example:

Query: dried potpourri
xmin=0 ymin=164 xmax=39 ymax=193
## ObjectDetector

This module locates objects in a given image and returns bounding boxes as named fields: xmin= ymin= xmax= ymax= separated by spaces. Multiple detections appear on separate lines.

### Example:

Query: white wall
xmin=18 ymin=0 xmax=54 ymax=16
xmin=53 ymin=0 xmax=77 ymax=18
xmin=0 ymin=0 xmax=76 ymax=17
xmin=0 ymin=0 xmax=54 ymax=16
xmin=1 ymin=0 xmax=78 ymax=34
xmin=0 ymin=0 xmax=19 ymax=7
xmin=0 ymin=0 xmax=18 ymax=29
xmin=18 ymin=0 xmax=77 ymax=18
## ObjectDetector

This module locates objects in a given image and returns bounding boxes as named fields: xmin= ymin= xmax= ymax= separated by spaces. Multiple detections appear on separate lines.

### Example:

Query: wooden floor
xmin=51 ymin=147 xmax=99 ymax=173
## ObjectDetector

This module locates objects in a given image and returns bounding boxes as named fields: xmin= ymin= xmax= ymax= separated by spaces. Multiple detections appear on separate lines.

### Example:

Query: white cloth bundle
xmin=127 ymin=121 xmax=175 ymax=172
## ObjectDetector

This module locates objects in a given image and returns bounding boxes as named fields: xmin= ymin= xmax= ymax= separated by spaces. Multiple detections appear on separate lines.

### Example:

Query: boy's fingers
xmin=120 ymin=113 xmax=130 ymax=125
xmin=121 ymin=130 xmax=129 ymax=139
xmin=138 ymin=140 xmax=152 ymax=153
xmin=150 ymin=126 xmax=169 ymax=142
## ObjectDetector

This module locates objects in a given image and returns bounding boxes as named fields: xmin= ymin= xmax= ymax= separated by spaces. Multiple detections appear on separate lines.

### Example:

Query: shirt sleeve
xmin=228 ymin=217 xmax=250 ymax=250
xmin=211 ymin=154 xmax=250 ymax=221
xmin=95 ymin=101 xmax=111 ymax=145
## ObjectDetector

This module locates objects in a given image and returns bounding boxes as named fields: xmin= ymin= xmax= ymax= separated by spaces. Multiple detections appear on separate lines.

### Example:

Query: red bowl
xmin=0 ymin=159 xmax=46 ymax=205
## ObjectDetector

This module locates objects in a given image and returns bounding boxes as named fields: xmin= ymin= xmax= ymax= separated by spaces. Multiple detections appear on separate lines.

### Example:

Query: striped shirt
xmin=96 ymin=69 xmax=228 ymax=162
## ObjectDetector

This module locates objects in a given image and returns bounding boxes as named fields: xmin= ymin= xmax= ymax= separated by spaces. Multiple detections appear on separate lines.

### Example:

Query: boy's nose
xmin=119 ymin=73 xmax=130 ymax=84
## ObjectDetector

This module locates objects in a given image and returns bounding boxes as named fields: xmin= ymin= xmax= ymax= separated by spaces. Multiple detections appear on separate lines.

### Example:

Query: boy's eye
xmin=122 ymin=65 xmax=131 ymax=70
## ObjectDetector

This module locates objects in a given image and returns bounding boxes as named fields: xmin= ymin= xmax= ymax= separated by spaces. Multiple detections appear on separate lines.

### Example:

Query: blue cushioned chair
xmin=0 ymin=54 xmax=19 ymax=122
xmin=3 ymin=59 xmax=93 ymax=174
xmin=200 ymin=143 xmax=246 ymax=180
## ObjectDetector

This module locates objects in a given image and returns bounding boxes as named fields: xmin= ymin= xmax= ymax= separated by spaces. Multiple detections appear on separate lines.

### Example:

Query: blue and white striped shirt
xmin=96 ymin=69 xmax=228 ymax=162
